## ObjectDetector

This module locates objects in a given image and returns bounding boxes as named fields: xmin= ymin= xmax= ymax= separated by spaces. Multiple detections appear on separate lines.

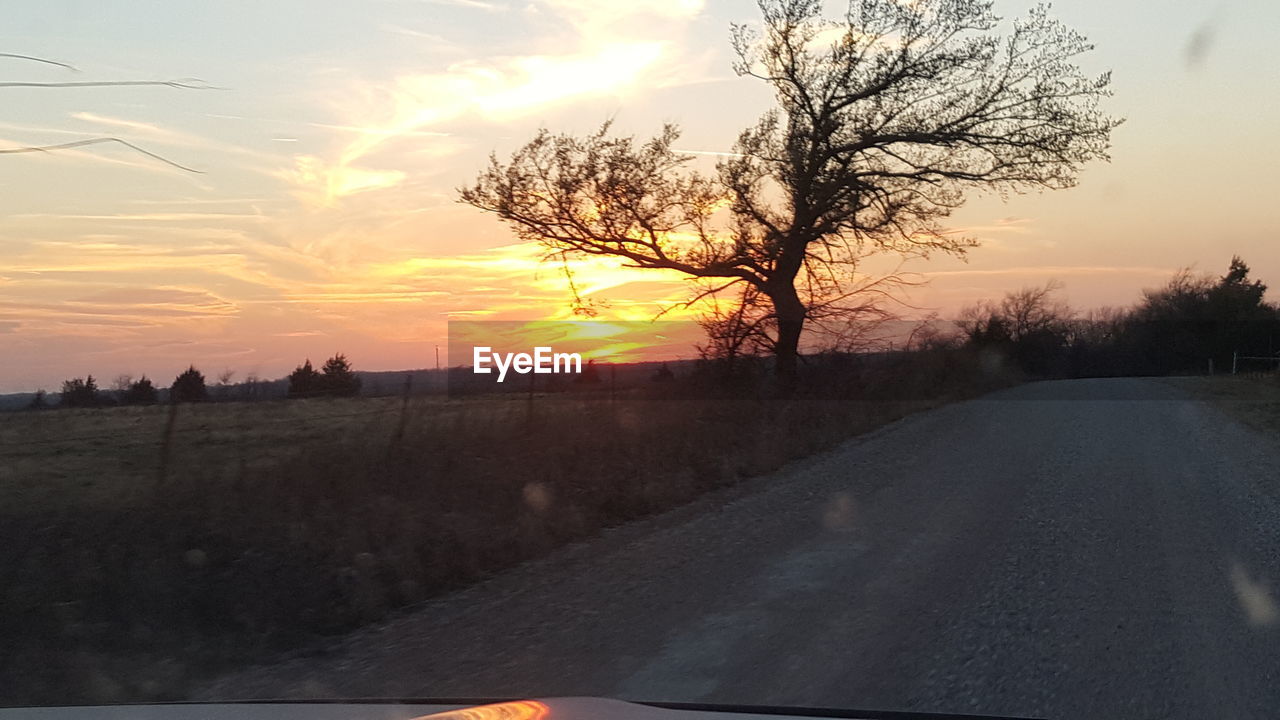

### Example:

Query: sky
xmin=2 ymin=0 xmax=1279 ymax=392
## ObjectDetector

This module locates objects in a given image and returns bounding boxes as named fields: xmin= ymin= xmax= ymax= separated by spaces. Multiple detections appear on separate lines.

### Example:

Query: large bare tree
xmin=460 ymin=0 xmax=1120 ymax=385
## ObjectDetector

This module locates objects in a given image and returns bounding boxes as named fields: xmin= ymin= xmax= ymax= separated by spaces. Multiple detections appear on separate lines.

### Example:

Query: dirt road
xmin=200 ymin=378 xmax=1280 ymax=719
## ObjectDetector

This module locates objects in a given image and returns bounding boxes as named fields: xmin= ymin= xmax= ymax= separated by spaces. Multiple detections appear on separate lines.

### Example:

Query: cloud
xmin=323 ymin=42 xmax=664 ymax=181
xmin=69 ymin=112 xmax=170 ymax=137
xmin=285 ymin=0 xmax=705 ymax=205
xmin=924 ymin=265 xmax=1174 ymax=279
xmin=380 ymin=24 xmax=454 ymax=43
xmin=305 ymin=121 xmax=451 ymax=138
xmin=280 ymin=155 xmax=408 ymax=205
xmin=0 ymin=0 xmax=722 ymax=390
xmin=75 ymin=287 xmax=235 ymax=310
xmin=11 ymin=212 xmax=267 ymax=223
xmin=419 ymin=0 xmax=504 ymax=9
xmin=674 ymin=149 xmax=747 ymax=158
xmin=68 ymin=111 xmax=274 ymax=169
xmin=363 ymin=242 xmax=705 ymax=323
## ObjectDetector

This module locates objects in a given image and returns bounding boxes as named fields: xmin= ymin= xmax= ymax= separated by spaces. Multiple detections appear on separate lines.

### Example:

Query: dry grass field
xmin=0 ymin=394 xmax=510 ymax=512
xmin=1162 ymin=374 xmax=1280 ymax=435
xmin=1 ymin=396 xmax=398 ymax=512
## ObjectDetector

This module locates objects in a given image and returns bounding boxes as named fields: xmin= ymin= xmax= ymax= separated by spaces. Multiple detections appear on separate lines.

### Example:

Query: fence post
xmin=1233 ymin=350 xmax=1238 ymax=375
xmin=393 ymin=374 xmax=412 ymax=445
xmin=157 ymin=400 xmax=179 ymax=486
xmin=526 ymin=371 xmax=536 ymax=428
xmin=1208 ymin=358 xmax=1214 ymax=376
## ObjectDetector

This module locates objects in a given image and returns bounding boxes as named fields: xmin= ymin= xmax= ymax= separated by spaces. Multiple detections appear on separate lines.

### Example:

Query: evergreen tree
xmin=60 ymin=375 xmax=99 ymax=408
xmin=288 ymin=359 xmax=322 ymax=398
xmin=122 ymin=376 xmax=159 ymax=405
xmin=171 ymin=366 xmax=208 ymax=403
xmin=320 ymin=353 xmax=361 ymax=397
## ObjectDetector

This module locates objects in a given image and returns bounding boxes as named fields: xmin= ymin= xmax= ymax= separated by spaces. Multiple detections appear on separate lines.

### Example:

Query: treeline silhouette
xmin=37 ymin=353 xmax=360 ymax=409
xmin=958 ymin=256 xmax=1280 ymax=379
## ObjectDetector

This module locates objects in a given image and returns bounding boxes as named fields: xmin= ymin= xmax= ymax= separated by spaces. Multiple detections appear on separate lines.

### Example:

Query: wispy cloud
xmin=285 ymin=0 xmax=706 ymax=205
xmin=378 ymin=24 xmax=457 ymax=46
xmin=924 ymin=265 xmax=1174 ymax=279
xmin=674 ymin=148 xmax=746 ymax=158
xmin=69 ymin=111 xmax=170 ymax=137
xmin=10 ymin=212 xmax=267 ymax=223
xmin=0 ymin=0 xmax=717 ymax=389
xmin=418 ymin=0 xmax=504 ymax=10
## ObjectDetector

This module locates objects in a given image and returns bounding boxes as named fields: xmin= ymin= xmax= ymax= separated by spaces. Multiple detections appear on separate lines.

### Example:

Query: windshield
xmin=3 ymin=2 xmax=1279 ymax=719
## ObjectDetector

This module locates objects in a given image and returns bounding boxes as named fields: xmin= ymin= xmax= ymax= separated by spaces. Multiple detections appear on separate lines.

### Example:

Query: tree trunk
xmin=769 ymin=285 xmax=806 ymax=390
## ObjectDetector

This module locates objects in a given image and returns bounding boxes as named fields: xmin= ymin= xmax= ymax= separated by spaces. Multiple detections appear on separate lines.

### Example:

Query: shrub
xmin=59 ymin=376 xmax=100 ymax=408
xmin=288 ymin=359 xmax=322 ymax=398
xmin=121 ymin=376 xmax=159 ymax=405
xmin=171 ymin=366 xmax=208 ymax=403
xmin=320 ymin=353 xmax=361 ymax=397
xmin=26 ymin=389 xmax=48 ymax=410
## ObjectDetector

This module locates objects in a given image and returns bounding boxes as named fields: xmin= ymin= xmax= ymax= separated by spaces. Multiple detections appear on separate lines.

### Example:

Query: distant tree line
xmin=31 ymin=353 xmax=362 ymax=410
xmin=959 ymin=256 xmax=1280 ymax=378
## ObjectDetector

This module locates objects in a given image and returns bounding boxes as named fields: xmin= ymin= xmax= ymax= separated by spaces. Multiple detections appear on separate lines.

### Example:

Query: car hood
xmin=0 ymin=697 xmax=1037 ymax=720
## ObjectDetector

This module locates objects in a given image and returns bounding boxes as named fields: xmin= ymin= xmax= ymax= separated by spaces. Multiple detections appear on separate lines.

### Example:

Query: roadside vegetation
xmin=958 ymin=256 xmax=1280 ymax=379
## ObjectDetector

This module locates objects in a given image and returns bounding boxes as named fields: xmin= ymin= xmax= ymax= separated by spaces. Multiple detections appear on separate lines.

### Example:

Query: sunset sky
xmin=3 ymin=0 xmax=1279 ymax=392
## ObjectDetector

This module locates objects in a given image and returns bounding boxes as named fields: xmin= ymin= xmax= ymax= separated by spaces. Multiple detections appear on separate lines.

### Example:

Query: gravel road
xmin=199 ymin=377 xmax=1280 ymax=719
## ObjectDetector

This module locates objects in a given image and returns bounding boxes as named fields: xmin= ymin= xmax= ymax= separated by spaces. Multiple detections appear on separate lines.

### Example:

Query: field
xmin=1161 ymin=374 xmax=1280 ymax=434
xmin=0 ymin=349 xmax=1017 ymax=704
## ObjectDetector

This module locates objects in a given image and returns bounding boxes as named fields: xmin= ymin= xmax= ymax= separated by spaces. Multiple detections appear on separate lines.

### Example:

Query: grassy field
xmin=0 ymin=394 xmax=513 ymax=512
xmin=0 ymin=348 xmax=1018 ymax=705
xmin=1162 ymin=374 xmax=1280 ymax=434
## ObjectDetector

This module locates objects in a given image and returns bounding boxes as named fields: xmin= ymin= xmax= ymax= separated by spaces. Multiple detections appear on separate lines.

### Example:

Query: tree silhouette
xmin=461 ymin=0 xmax=1120 ymax=386
xmin=121 ymin=376 xmax=159 ymax=406
xmin=955 ymin=258 xmax=1280 ymax=378
xmin=288 ymin=359 xmax=323 ymax=399
xmin=60 ymin=376 xmax=99 ymax=408
xmin=27 ymin=389 xmax=48 ymax=410
xmin=960 ymin=282 xmax=1074 ymax=376
xmin=320 ymin=353 xmax=361 ymax=397
xmin=574 ymin=359 xmax=602 ymax=385
xmin=171 ymin=366 xmax=208 ymax=403
xmin=651 ymin=363 xmax=675 ymax=383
